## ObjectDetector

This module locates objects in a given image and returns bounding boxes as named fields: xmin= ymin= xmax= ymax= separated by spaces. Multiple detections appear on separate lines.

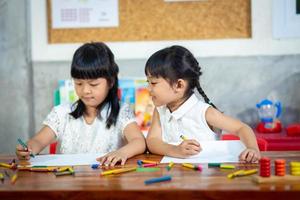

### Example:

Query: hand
xmin=97 ymin=150 xmax=128 ymax=167
xmin=175 ymin=139 xmax=201 ymax=158
xmin=15 ymin=144 xmax=33 ymax=160
xmin=239 ymin=148 xmax=261 ymax=163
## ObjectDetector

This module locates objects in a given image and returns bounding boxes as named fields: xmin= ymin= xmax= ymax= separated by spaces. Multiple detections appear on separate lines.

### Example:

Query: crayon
xmin=143 ymin=163 xmax=157 ymax=168
xmin=17 ymin=138 xmax=35 ymax=158
xmin=180 ymin=135 xmax=188 ymax=141
xmin=137 ymin=160 xmax=143 ymax=166
xmin=141 ymin=160 xmax=158 ymax=164
xmin=136 ymin=167 xmax=160 ymax=172
xmin=100 ymin=167 xmax=137 ymax=176
xmin=0 ymin=162 xmax=12 ymax=169
xmin=208 ymin=163 xmax=221 ymax=167
xmin=91 ymin=164 xmax=99 ymax=169
xmin=166 ymin=161 xmax=174 ymax=171
xmin=55 ymin=171 xmax=74 ymax=176
xmin=220 ymin=164 xmax=235 ymax=169
xmin=182 ymin=163 xmax=197 ymax=170
xmin=236 ymin=169 xmax=258 ymax=177
xmin=144 ymin=175 xmax=172 ymax=185
xmin=0 ymin=173 xmax=4 ymax=183
xmin=227 ymin=170 xmax=245 ymax=179
xmin=10 ymin=173 xmax=18 ymax=184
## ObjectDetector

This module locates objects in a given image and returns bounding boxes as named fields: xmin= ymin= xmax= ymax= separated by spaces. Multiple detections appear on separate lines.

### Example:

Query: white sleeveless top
xmin=43 ymin=103 xmax=135 ymax=154
xmin=156 ymin=94 xmax=217 ymax=144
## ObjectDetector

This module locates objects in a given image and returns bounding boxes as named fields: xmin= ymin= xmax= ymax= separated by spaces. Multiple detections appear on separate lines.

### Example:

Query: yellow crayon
xmin=180 ymin=135 xmax=188 ymax=141
xmin=10 ymin=173 xmax=18 ymax=184
xmin=0 ymin=163 xmax=12 ymax=169
xmin=0 ymin=172 xmax=4 ymax=182
xmin=141 ymin=160 xmax=158 ymax=164
xmin=227 ymin=170 xmax=245 ymax=179
xmin=67 ymin=167 xmax=75 ymax=174
xmin=182 ymin=163 xmax=197 ymax=170
xmin=57 ymin=167 xmax=70 ymax=172
xmin=220 ymin=164 xmax=235 ymax=169
xmin=101 ymin=167 xmax=137 ymax=176
xmin=239 ymin=169 xmax=258 ymax=176
xmin=166 ymin=161 xmax=174 ymax=171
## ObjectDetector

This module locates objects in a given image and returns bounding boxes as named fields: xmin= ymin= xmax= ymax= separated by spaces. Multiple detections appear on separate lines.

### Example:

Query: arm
xmin=205 ymin=107 xmax=260 ymax=162
xmin=16 ymin=126 xmax=56 ymax=160
xmin=97 ymin=121 xmax=146 ymax=166
xmin=146 ymin=108 xmax=200 ymax=158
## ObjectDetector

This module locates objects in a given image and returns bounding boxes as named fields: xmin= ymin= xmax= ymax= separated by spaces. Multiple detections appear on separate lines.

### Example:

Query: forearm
xmin=237 ymin=125 xmax=259 ymax=151
xmin=147 ymin=138 xmax=181 ymax=157
xmin=119 ymin=138 xmax=146 ymax=158
xmin=27 ymin=138 xmax=49 ymax=155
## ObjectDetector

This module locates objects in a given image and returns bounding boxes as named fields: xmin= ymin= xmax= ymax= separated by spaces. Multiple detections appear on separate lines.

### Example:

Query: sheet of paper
xmin=160 ymin=140 xmax=246 ymax=163
xmin=28 ymin=153 xmax=104 ymax=166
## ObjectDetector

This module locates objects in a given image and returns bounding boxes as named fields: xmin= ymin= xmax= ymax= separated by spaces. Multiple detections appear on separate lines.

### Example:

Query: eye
xmin=90 ymin=83 xmax=99 ymax=87
xmin=75 ymin=82 xmax=82 ymax=86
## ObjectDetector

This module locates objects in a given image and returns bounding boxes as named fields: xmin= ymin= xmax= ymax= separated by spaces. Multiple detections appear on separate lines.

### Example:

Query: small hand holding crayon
xmin=176 ymin=136 xmax=201 ymax=158
xmin=97 ymin=149 xmax=128 ymax=167
xmin=16 ymin=138 xmax=35 ymax=160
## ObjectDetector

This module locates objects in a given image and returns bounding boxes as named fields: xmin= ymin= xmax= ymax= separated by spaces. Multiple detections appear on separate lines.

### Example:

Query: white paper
xmin=28 ymin=153 xmax=104 ymax=166
xmin=52 ymin=0 xmax=119 ymax=29
xmin=160 ymin=140 xmax=246 ymax=163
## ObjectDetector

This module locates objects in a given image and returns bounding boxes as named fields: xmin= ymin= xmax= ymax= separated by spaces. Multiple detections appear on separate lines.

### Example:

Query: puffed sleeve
xmin=42 ymin=104 xmax=70 ymax=138
xmin=118 ymin=103 xmax=136 ymax=134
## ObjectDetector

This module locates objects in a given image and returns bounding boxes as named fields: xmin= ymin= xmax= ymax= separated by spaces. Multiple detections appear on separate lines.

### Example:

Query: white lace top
xmin=43 ymin=103 xmax=135 ymax=154
xmin=156 ymin=94 xmax=217 ymax=144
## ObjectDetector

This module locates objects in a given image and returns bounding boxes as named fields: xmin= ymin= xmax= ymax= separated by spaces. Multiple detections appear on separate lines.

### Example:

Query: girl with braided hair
xmin=145 ymin=45 xmax=260 ymax=163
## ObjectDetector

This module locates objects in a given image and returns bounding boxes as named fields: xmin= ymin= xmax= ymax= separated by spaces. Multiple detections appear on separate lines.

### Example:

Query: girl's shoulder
xmin=51 ymin=103 xmax=73 ymax=117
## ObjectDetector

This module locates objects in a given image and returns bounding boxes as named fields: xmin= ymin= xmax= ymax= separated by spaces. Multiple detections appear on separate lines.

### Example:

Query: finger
xmin=239 ymin=151 xmax=247 ymax=161
xmin=246 ymin=152 xmax=254 ymax=163
xmin=188 ymin=144 xmax=201 ymax=152
xmin=110 ymin=157 xmax=121 ymax=167
xmin=16 ymin=144 xmax=26 ymax=151
xmin=121 ymin=157 xmax=127 ymax=166
xmin=97 ymin=156 xmax=107 ymax=165
xmin=104 ymin=156 xmax=114 ymax=166
xmin=187 ymin=149 xmax=199 ymax=156
xmin=189 ymin=139 xmax=200 ymax=146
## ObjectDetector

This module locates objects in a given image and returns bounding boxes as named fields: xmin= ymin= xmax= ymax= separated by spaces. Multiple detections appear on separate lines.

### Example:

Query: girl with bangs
xmin=145 ymin=45 xmax=260 ymax=163
xmin=16 ymin=42 xmax=146 ymax=166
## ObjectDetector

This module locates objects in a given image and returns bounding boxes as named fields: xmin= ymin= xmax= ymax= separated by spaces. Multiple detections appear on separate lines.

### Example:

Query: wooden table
xmin=1 ymin=152 xmax=300 ymax=200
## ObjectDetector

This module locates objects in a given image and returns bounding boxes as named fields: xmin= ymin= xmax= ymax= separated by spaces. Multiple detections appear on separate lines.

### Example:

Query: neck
xmin=167 ymin=94 xmax=191 ymax=112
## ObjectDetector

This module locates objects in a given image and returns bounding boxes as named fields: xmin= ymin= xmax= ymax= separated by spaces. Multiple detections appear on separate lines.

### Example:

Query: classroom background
xmin=0 ymin=0 xmax=300 ymax=154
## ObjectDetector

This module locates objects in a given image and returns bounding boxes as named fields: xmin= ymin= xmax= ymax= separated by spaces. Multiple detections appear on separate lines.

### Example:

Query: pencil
xmin=182 ymin=163 xmax=197 ymax=170
xmin=17 ymin=138 xmax=35 ymax=158
xmin=141 ymin=160 xmax=158 ymax=164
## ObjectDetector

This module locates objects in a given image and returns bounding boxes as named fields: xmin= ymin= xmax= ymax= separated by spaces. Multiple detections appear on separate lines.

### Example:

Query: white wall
xmin=30 ymin=0 xmax=300 ymax=62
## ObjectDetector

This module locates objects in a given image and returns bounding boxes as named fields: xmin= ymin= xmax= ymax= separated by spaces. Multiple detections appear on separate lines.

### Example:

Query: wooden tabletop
xmin=1 ymin=151 xmax=300 ymax=200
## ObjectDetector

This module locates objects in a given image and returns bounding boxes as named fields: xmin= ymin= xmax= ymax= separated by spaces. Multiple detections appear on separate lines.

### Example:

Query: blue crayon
xmin=137 ymin=160 xmax=143 ymax=166
xmin=144 ymin=175 xmax=172 ymax=185
xmin=91 ymin=164 xmax=99 ymax=169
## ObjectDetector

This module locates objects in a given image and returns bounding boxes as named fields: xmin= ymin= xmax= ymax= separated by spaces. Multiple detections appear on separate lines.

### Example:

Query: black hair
xmin=70 ymin=42 xmax=120 ymax=128
xmin=145 ymin=45 xmax=217 ymax=109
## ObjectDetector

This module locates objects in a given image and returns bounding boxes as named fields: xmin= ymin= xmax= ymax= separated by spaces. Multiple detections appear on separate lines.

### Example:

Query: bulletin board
xmin=47 ymin=0 xmax=251 ymax=43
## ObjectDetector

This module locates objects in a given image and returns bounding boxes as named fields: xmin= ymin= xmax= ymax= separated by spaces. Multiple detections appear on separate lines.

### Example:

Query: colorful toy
xmin=256 ymin=99 xmax=282 ymax=133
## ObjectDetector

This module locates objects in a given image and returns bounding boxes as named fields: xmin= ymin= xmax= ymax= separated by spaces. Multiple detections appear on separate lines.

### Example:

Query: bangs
xmin=71 ymin=43 xmax=116 ymax=80
xmin=71 ymin=63 xmax=111 ymax=79
xmin=145 ymin=50 xmax=170 ymax=79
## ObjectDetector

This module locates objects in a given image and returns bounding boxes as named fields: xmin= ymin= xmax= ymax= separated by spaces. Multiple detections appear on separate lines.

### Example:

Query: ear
xmin=174 ymin=79 xmax=186 ymax=93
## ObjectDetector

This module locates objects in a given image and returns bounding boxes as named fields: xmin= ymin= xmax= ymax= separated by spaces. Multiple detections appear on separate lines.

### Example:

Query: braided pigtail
xmin=195 ymin=81 xmax=217 ymax=109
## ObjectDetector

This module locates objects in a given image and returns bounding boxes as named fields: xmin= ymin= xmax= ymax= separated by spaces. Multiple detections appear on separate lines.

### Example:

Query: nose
xmin=82 ymin=84 xmax=91 ymax=94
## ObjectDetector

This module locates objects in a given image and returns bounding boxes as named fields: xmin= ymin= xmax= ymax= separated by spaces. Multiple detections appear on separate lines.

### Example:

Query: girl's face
xmin=74 ymin=78 xmax=111 ymax=109
xmin=147 ymin=76 xmax=183 ymax=108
